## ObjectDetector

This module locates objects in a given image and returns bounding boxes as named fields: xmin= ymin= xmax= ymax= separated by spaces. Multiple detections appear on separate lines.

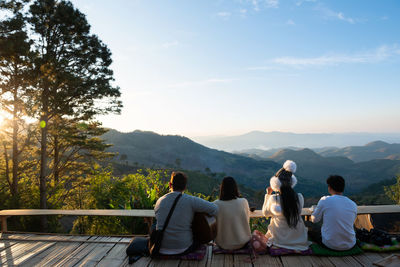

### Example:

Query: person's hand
xmin=267 ymin=186 xmax=273 ymax=195
xmin=310 ymin=205 xmax=317 ymax=211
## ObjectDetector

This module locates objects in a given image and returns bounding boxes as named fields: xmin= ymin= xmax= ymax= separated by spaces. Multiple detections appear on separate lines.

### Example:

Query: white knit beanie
xmin=269 ymin=160 xmax=297 ymax=191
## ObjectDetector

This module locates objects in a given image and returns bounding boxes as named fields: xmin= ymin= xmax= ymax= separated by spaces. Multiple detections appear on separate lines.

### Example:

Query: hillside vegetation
xmin=103 ymin=130 xmax=279 ymax=189
xmin=102 ymin=130 xmax=400 ymax=195
xmin=319 ymin=141 xmax=400 ymax=162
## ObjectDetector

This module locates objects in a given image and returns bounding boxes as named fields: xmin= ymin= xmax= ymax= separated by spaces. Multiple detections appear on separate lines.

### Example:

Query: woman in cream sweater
xmin=214 ymin=177 xmax=251 ymax=250
xmin=262 ymin=160 xmax=310 ymax=251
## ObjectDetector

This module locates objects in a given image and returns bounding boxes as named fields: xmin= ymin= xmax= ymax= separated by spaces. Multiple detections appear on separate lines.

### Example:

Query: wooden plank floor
xmin=0 ymin=233 xmax=390 ymax=266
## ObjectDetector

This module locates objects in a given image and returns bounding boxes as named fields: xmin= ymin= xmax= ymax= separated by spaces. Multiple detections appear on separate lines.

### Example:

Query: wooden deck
xmin=0 ymin=233 xmax=392 ymax=267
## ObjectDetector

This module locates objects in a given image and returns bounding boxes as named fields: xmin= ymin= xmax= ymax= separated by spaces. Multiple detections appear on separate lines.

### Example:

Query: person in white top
xmin=262 ymin=160 xmax=310 ymax=251
xmin=214 ymin=177 xmax=251 ymax=250
xmin=309 ymin=175 xmax=357 ymax=251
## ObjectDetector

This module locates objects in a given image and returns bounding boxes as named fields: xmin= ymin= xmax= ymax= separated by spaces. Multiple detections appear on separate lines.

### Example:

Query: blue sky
xmin=71 ymin=0 xmax=400 ymax=137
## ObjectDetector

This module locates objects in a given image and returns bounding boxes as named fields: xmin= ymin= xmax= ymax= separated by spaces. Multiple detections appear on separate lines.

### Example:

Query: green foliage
xmin=350 ymin=177 xmax=396 ymax=205
xmin=67 ymin=168 xmax=170 ymax=235
xmin=250 ymin=217 xmax=269 ymax=233
xmin=102 ymin=130 xmax=280 ymax=190
xmin=384 ymin=176 xmax=400 ymax=204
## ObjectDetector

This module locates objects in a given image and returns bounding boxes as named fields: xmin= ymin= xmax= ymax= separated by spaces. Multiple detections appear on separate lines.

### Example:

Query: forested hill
xmin=268 ymin=148 xmax=400 ymax=190
xmin=318 ymin=141 xmax=400 ymax=162
xmin=102 ymin=130 xmax=400 ymax=194
xmin=102 ymin=129 xmax=280 ymax=189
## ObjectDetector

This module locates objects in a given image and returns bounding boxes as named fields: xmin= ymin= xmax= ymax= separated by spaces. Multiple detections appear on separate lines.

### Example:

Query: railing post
xmin=1 ymin=216 xmax=7 ymax=232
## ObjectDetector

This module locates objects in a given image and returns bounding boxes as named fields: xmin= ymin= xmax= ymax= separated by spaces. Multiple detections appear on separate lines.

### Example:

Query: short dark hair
xmin=170 ymin=171 xmax=187 ymax=191
xmin=219 ymin=176 xmax=240 ymax=201
xmin=327 ymin=175 xmax=345 ymax=193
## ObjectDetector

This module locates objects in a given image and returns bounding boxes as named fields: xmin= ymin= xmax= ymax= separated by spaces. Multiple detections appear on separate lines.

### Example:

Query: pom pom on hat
xmin=269 ymin=176 xmax=281 ymax=192
xmin=283 ymin=160 xmax=297 ymax=173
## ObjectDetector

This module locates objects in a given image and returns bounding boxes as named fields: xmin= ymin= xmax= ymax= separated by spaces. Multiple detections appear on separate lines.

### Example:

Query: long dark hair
xmin=275 ymin=168 xmax=299 ymax=228
xmin=219 ymin=176 xmax=240 ymax=201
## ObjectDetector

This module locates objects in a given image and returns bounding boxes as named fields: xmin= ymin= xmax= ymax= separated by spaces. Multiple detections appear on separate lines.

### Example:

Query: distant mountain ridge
xmin=240 ymin=145 xmax=400 ymax=190
xmin=194 ymin=131 xmax=400 ymax=151
xmin=237 ymin=141 xmax=400 ymax=163
xmin=319 ymin=141 xmax=400 ymax=162
xmin=102 ymin=129 xmax=400 ymax=195
xmin=102 ymin=129 xmax=279 ymax=189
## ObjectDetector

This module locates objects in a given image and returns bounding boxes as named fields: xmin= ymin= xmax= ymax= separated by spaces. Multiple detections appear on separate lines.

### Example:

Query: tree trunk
xmin=53 ymin=134 xmax=59 ymax=183
xmin=11 ymin=88 xmax=19 ymax=207
xmin=3 ymin=142 xmax=11 ymax=191
xmin=39 ymin=91 xmax=49 ymax=231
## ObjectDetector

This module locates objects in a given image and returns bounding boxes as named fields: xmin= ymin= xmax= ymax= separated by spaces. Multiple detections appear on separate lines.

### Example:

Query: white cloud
xmin=317 ymin=6 xmax=356 ymax=24
xmin=336 ymin=12 xmax=354 ymax=24
xmin=266 ymin=0 xmax=279 ymax=8
xmin=240 ymin=8 xmax=247 ymax=18
xmin=243 ymin=0 xmax=279 ymax=11
xmin=296 ymin=0 xmax=317 ymax=6
xmin=161 ymin=40 xmax=179 ymax=48
xmin=270 ymin=45 xmax=400 ymax=67
xmin=286 ymin=19 xmax=295 ymax=25
xmin=217 ymin=11 xmax=231 ymax=19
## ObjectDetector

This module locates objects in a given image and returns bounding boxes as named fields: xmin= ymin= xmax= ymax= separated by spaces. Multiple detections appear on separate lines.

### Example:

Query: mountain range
xmin=102 ymin=130 xmax=400 ymax=195
xmin=238 ymin=141 xmax=400 ymax=163
xmin=318 ymin=141 xmax=400 ymax=162
xmin=266 ymin=148 xmax=400 ymax=190
xmin=193 ymin=131 xmax=400 ymax=151
xmin=102 ymin=129 xmax=279 ymax=189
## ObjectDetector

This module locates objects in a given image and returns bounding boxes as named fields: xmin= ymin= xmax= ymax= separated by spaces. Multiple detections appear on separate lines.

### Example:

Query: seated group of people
xmin=154 ymin=160 xmax=357 ymax=255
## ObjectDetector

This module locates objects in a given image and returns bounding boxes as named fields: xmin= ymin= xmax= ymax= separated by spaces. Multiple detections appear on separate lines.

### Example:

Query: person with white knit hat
xmin=262 ymin=160 xmax=311 ymax=251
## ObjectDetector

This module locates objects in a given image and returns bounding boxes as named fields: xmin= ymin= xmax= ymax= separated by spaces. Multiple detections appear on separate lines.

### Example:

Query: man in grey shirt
xmin=154 ymin=172 xmax=218 ymax=255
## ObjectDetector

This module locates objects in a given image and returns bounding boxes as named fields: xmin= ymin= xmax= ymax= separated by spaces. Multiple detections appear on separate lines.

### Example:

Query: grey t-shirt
xmin=154 ymin=191 xmax=218 ymax=252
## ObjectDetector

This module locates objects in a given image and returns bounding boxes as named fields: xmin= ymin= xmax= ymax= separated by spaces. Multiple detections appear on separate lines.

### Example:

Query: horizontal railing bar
xmin=0 ymin=209 xmax=154 ymax=217
xmin=0 ymin=205 xmax=399 ymax=218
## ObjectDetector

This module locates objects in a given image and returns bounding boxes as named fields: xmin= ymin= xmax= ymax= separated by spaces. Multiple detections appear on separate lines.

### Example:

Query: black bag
xmin=148 ymin=229 xmax=163 ymax=257
xmin=148 ymin=193 xmax=182 ymax=258
xmin=126 ymin=236 xmax=149 ymax=256
xmin=126 ymin=237 xmax=149 ymax=263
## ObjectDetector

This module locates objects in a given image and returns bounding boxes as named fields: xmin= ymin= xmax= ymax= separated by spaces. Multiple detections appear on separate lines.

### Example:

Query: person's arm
xmin=311 ymin=197 xmax=325 ymax=223
xmin=262 ymin=191 xmax=274 ymax=217
xmin=192 ymin=196 xmax=218 ymax=216
xmin=243 ymin=198 xmax=250 ymax=221
xmin=154 ymin=198 xmax=162 ymax=229
xmin=298 ymin=193 xmax=304 ymax=209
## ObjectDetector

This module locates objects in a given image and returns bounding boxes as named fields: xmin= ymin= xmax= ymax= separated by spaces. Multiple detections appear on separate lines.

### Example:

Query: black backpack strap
xmin=162 ymin=193 xmax=182 ymax=231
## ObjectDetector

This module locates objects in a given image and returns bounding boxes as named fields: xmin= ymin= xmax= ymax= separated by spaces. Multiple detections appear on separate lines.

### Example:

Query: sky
xmin=70 ymin=0 xmax=400 ymax=137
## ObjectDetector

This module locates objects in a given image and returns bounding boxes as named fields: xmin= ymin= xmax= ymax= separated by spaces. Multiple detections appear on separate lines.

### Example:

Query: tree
xmin=0 ymin=0 xmax=34 ymax=206
xmin=46 ymin=118 xmax=114 ymax=207
xmin=0 ymin=0 xmax=123 ymax=229
xmin=26 ymin=0 xmax=122 ymax=229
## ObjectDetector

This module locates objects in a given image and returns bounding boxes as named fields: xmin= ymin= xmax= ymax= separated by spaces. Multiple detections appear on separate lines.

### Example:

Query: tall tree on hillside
xmin=26 ymin=0 xmax=122 ymax=229
xmin=46 ymin=118 xmax=114 ymax=207
xmin=0 ymin=0 xmax=34 ymax=206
